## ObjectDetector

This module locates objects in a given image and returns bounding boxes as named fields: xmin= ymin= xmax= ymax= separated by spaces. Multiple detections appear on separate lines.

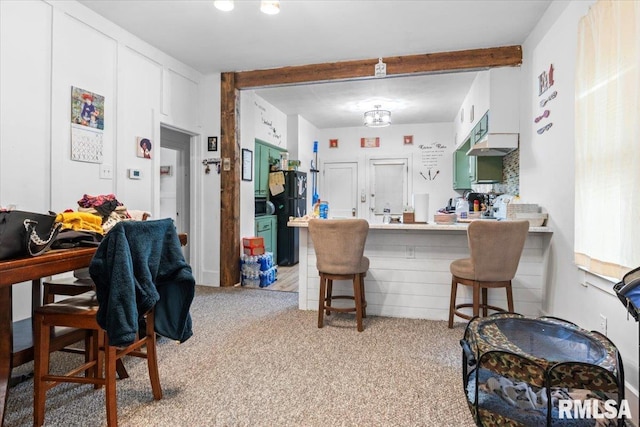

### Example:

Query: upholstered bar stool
xmin=448 ymin=220 xmax=529 ymax=328
xmin=308 ymin=219 xmax=370 ymax=332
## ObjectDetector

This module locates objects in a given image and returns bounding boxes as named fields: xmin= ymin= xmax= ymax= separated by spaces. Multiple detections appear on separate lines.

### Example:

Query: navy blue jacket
xmin=89 ymin=219 xmax=195 ymax=346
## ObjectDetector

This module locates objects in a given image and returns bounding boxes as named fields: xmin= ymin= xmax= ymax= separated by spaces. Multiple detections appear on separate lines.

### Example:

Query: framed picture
xmin=137 ymin=137 xmax=152 ymax=159
xmin=329 ymin=139 xmax=338 ymax=148
xmin=208 ymin=136 xmax=218 ymax=152
xmin=242 ymin=148 xmax=253 ymax=181
xmin=403 ymin=135 xmax=413 ymax=145
xmin=360 ymin=137 xmax=380 ymax=148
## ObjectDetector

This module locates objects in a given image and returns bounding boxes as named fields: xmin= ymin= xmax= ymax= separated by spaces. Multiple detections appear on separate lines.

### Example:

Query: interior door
xmin=369 ymin=158 xmax=408 ymax=220
xmin=160 ymin=127 xmax=191 ymax=262
xmin=322 ymin=162 xmax=358 ymax=218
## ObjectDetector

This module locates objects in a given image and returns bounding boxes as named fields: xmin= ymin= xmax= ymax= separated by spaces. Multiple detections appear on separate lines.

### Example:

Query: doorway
xmin=368 ymin=158 xmax=409 ymax=221
xmin=322 ymin=162 xmax=359 ymax=218
xmin=160 ymin=127 xmax=191 ymax=263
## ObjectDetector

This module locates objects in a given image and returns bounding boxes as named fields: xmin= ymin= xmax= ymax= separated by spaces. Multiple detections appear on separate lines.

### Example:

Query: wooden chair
xmin=308 ymin=219 xmax=370 ymax=332
xmin=33 ymin=293 xmax=160 ymax=426
xmin=33 ymin=224 xmax=190 ymax=426
xmin=448 ymin=220 xmax=529 ymax=328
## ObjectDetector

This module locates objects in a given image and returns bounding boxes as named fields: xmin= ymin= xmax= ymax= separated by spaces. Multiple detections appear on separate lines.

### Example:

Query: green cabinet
xmin=471 ymin=112 xmax=489 ymax=144
xmin=453 ymin=138 xmax=503 ymax=189
xmin=469 ymin=155 xmax=502 ymax=184
xmin=255 ymin=215 xmax=277 ymax=255
xmin=453 ymin=140 xmax=472 ymax=190
xmin=255 ymin=141 xmax=286 ymax=197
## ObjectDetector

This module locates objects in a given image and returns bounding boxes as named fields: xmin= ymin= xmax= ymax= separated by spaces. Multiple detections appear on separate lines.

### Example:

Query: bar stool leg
xmin=318 ymin=275 xmax=327 ymax=328
xmin=506 ymin=281 xmax=514 ymax=312
xmin=325 ymin=280 xmax=333 ymax=316
xmin=481 ymin=288 xmax=488 ymax=316
xmin=353 ymin=274 xmax=364 ymax=332
xmin=472 ymin=283 xmax=480 ymax=318
xmin=360 ymin=274 xmax=367 ymax=318
xmin=448 ymin=276 xmax=458 ymax=328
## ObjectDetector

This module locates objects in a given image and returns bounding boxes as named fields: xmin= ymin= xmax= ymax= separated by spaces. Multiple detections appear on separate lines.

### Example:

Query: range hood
xmin=466 ymin=133 xmax=519 ymax=156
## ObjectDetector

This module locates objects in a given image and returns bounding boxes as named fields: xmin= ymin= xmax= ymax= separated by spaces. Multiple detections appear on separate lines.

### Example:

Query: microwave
xmin=255 ymin=198 xmax=275 ymax=216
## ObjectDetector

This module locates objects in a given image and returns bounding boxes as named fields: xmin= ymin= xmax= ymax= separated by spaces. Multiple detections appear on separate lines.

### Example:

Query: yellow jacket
xmin=56 ymin=212 xmax=104 ymax=234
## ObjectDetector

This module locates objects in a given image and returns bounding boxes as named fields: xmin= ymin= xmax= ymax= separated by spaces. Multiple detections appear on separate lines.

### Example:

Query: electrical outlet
xmin=406 ymin=246 xmax=415 ymax=259
xmin=99 ymin=164 xmax=113 ymax=180
xmin=599 ymin=314 xmax=607 ymax=335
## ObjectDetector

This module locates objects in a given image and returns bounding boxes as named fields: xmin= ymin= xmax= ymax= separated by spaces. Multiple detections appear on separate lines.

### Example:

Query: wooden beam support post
xmin=220 ymin=72 xmax=240 ymax=287
xmin=219 ymin=45 xmax=522 ymax=287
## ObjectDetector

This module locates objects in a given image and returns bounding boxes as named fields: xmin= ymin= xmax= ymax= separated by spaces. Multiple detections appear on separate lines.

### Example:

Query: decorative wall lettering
xmin=418 ymin=142 xmax=446 ymax=181
xmin=538 ymin=63 xmax=555 ymax=95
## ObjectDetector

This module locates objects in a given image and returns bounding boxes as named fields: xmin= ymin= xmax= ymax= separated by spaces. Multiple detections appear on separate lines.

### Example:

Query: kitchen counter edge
xmin=287 ymin=220 xmax=552 ymax=233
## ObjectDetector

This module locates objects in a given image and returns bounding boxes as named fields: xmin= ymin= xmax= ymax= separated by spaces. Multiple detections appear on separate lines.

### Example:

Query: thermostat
xmin=128 ymin=169 xmax=142 ymax=179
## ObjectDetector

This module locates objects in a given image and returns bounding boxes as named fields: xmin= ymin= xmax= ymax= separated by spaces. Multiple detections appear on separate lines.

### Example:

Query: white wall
xmin=239 ymin=91 xmax=290 ymax=241
xmin=197 ymin=73 xmax=222 ymax=286
xmin=318 ymin=123 xmax=455 ymax=223
xmin=521 ymin=0 xmax=639 ymax=414
xmin=0 ymin=0 xmax=218 ymax=320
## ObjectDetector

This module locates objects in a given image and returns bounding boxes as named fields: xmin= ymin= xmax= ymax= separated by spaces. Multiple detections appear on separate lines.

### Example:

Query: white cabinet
xmin=455 ymin=67 xmax=520 ymax=149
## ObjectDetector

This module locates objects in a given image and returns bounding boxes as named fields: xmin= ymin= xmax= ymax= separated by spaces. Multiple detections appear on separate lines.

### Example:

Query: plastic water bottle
xmin=456 ymin=198 xmax=468 ymax=220
xmin=383 ymin=203 xmax=391 ymax=224
xmin=319 ymin=201 xmax=329 ymax=219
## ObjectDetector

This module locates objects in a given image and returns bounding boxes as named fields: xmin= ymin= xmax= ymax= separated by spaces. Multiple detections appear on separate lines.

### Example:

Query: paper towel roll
xmin=414 ymin=193 xmax=429 ymax=223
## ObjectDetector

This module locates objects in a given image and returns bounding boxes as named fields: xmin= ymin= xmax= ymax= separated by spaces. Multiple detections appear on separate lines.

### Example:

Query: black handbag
xmin=0 ymin=210 xmax=62 ymax=261
xmin=51 ymin=229 xmax=102 ymax=249
xmin=613 ymin=266 xmax=640 ymax=321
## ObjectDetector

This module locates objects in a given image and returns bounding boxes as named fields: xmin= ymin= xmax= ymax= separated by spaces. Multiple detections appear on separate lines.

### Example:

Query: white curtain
xmin=575 ymin=0 xmax=640 ymax=279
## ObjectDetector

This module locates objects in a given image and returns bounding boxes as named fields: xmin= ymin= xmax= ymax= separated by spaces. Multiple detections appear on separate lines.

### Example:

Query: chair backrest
xmin=308 ymin=219 xmax=369 ymax=275
xmin=467 ymin=220 xmax=529 ymax=282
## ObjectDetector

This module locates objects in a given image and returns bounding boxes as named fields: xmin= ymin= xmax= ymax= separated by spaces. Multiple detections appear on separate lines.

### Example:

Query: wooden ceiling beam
xmin=234 ymin=45 xmax=522 ymax=89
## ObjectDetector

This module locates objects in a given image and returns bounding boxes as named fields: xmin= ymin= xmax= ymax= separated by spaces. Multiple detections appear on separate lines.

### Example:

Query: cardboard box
xmin=402 ymin=212 xmax=415 ymax=224
xmin=242 ymin=237 xmax=264 ymax=248
xmin=243 ymin=246 xmax=265 ymax=256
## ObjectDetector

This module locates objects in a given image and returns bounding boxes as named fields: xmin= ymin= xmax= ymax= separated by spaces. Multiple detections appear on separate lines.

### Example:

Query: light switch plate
xmin=99 ymin=164 xmax=113 ymax=180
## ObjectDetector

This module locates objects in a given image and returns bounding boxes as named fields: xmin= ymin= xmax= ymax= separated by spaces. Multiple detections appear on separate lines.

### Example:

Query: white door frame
xmin=366 ymin=156 xmax=411 ymax=222
xmin=321 ymin=161 xmax=359 ymax=219
xmin=157 ymin=123 xmax=200 ymax=280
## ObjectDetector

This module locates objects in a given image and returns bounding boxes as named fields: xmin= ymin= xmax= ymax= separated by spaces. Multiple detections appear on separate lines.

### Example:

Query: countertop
xmin=287 ymin=219 xmax=552 ymax=233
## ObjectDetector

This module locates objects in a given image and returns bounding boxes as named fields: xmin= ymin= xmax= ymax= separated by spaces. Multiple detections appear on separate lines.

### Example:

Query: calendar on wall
xmin=70 ymin=86 xmax=104 ymax=163
xmin=71 ymin=124 xmax=103 ymax=163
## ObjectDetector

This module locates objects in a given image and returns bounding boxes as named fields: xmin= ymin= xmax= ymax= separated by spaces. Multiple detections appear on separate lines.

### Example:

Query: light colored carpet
xmin=5 ymin=287 xmax=476 ymax=426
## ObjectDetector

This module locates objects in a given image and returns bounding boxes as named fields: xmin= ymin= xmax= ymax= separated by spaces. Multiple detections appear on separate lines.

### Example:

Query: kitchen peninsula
xmin=289 ymin=220 xmax=553 ymax=323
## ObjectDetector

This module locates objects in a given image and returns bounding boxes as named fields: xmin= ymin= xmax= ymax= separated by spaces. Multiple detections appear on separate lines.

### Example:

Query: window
xmin=574 ymin=0 xmax=640 ymax=279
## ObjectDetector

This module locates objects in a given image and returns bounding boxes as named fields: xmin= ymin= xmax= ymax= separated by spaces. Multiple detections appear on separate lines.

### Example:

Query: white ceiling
xmin=77 ymin=0 xmax=552 ymax=128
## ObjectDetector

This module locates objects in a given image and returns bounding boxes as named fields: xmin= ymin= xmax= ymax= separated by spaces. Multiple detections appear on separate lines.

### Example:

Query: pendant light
xmin=364 ymin=105 xmax=391 ymax=127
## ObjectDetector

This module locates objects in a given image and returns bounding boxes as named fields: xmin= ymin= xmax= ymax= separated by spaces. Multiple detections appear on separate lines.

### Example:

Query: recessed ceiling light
xmin=260 ymin=1 xmax=280 ymax=15
xmin=213 ymin=1 xmax=234 ymax=12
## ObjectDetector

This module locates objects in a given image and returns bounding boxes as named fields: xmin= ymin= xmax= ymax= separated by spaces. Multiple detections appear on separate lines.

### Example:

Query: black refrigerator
xmin=272 ymin=171 xmax=307 ymax=266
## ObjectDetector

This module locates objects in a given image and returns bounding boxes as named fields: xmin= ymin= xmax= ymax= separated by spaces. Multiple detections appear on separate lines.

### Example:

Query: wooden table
xmin=0 ymin=247 xmax=96 ymax=425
